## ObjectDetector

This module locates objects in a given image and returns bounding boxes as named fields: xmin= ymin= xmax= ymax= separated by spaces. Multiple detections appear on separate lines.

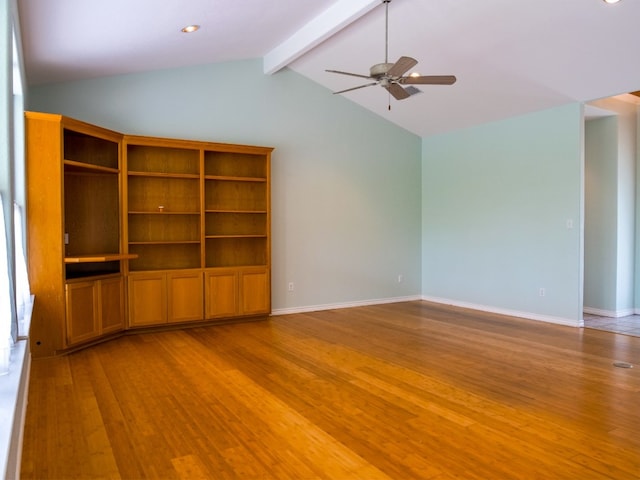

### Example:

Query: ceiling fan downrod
xmin=383 ymin=0 xmax=391 ymax=64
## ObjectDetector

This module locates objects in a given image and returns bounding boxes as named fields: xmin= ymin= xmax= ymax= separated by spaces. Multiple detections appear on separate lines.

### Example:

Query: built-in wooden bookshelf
xmin=26 ymin=112 xmax=130 ymax=356
xmin=123 ymin=136 xmax=272 ymax=326
xmin=26 ymin=112 xmax=273 ymax=356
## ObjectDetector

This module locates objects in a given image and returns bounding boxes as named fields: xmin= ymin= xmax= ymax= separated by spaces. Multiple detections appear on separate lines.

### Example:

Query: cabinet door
xmin=239 ymin=268 xmax=270 ymax=316
xmin=128 ymin=273 xmax=167 ymax=326
xmin=205 ymin=270 xmax=238 ymax=318
xmin=168 ymin=271 xmax=203 ymax=323
xmin=66 ymin=281 xmax=99 ymax=346
xmin=100 ymin=277 xmax=125 ymax=334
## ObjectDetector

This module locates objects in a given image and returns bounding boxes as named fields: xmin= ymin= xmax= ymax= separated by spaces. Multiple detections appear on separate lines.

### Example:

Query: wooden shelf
xmin=128 ymin=171 xmax=200 ymax=179
xmin=205 ymin=175 xmax=266 ymax=182
xmin=205 ymin=209 xmax=267 ymax=214
xmin=128 ymin=241 xmax=201 ymax=245
xmin=65 ymin=272 xmax=122 ymax=282
xmin=128 ymin=211 xmax=200 ymax=215
xmin=65 ymin=253 xmax=138 ymax=263
xmin=205 ymin=235 xmax=267 ymax=239
xmin=64 ymin=160 xmax=119 ymax=174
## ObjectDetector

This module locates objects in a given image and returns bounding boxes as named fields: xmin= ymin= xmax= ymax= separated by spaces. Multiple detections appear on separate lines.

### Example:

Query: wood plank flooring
xmin=20 ymin=301 xmax=640 ymax=479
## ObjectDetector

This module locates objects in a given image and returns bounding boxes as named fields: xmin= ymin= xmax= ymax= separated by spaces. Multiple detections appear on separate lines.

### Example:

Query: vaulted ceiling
xmin=18 ymin=0 xmax=640 ymax=137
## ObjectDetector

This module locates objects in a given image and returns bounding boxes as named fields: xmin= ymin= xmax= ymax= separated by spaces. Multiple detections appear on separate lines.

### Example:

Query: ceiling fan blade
xmin=387 ymin=56 xmax=418 ymax=78
xmin=325 ymin=69 xmax=373 ymax=80
xmin=332 ymin=82 xmax=379 ymax=95
xmin=400 ymin=75 xmax=457 ymax=85
xmin=385 ymin=83 xmax=410 ymax=100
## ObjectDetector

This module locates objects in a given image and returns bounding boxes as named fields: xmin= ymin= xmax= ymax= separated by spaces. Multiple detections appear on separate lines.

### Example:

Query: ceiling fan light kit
xmin=326 ymin=0 xmax=456 ymax=102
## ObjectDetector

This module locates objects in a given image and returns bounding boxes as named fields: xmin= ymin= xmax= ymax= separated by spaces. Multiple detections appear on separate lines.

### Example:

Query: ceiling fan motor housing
xmin=370 ymin=63 xmax=394 ymax=79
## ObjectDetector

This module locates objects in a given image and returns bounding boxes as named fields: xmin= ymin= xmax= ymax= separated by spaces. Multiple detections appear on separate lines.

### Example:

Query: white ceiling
xmin=18 ymin=0 xmax=640 ymax=137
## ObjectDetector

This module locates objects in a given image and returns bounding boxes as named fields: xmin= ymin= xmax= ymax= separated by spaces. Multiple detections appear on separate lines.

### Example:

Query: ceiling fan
xmin=326 ymin=0 xmax=456 ymax=101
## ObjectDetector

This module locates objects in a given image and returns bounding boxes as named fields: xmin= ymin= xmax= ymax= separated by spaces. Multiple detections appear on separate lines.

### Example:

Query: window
xmin=0 ymin=6 xmax=32 ymax=478
xmin=0 ymin=194 xmax=12 ymax=374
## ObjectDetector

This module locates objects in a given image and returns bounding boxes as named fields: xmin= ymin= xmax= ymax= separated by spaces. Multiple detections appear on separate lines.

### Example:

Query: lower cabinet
xmin=168 ymin=271 xmax=205 ymax=323
xmin=205 ymin=270 xmax=237 ymax=318
xmin=128 ymin=270 xmax=203 ymax=327
xmin=65 ymin=275 xmax=125 ymax=346
xmin=205 ymin=267 xmax=270 ymax=319
xmin=66 ymin=268 xmax=268 ymax=344
xmin=240 ymin=267 xmax=270 ymax=315
xmin=127 ymin=272 xmax=166 ymax=326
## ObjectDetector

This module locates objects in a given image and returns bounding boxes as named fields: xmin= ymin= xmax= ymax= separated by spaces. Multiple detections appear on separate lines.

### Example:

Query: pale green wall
xmin=637 ymin=108 xmax=640 ymax=309
xmin=584 ymin=97 xmax=638 ymax=316
xmin=584 ymin=116 xmax=619 ymax=313
xmin=28 ymin=60 xmax=422 ymax=312
xmin=27 ymin=60 xmax=600 ymax=325
xmin=422 ymin=104 xmax=584 ymax=325
xmin=616 ymin=107 xmax=637 ymax=313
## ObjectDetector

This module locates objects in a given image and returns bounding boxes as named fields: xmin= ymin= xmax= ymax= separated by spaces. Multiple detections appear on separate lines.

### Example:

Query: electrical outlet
xmin=288 ymin=282 xmax=294 ymax=292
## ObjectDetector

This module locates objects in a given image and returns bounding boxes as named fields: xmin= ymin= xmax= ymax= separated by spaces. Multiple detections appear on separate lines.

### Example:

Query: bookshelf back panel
xmin=64 ymin=130 xmax=119 ymax=169
xmin=127 ymin=145 xmax=199 ymax=175
xmin=129 ymin=214 xmax=200 ymax=243
xmin=129 ymin=244 xmax=201 ymax=271
xmin=204 ymin=151 xmax=267 ymax=178
xmin=205 ymin=181 xmax=267 ymax=211
xmin=64 ymin=172 xmax=120 ymax=256
xmin=205 ymin=212 xmax=266 ymax=236
xmin=205 ymin=238 xmax=267 ymax=267
xmin=128 ymin=176 xmax=200 ymax=212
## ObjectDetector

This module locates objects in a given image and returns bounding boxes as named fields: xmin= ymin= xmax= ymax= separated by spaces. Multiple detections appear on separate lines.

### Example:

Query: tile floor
xmin=583 ymin=313 xmax=640 ymax=337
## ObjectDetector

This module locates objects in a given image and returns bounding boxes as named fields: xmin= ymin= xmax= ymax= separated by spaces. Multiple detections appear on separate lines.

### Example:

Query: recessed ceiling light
xmin=181 ymin=25 xmax=200 ymax=33
xmin=409 ymin=72 xmax=421 ymax=78
xmin=603 ymin=0 xmax=621 ymax=4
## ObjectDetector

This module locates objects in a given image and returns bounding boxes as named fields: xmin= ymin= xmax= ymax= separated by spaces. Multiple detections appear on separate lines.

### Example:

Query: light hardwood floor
xmin=21 ymin=301 xmax=640 ymax=479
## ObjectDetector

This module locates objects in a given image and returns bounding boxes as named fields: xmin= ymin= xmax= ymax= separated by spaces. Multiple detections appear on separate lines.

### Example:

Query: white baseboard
xmin=272 ymin=295 xmax=423 ymax=316
xmin=421 ymin=295 xmax=582 ymax=327
xmin=583 ymin=306 xmax=635 ymax=318
xmin=272 ymin=294 xmax=583 ymax=327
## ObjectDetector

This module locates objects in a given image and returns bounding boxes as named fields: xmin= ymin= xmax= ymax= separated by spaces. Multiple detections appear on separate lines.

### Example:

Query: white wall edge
xmin=6 ymin=347 xmax=29 ymax=480
xmin=272 ymin=295 xmax=423 ymax=316
xmin=421 ymin=295 xmax=583 ymax=328
xmin=1 ymin=339 xmax=30 ymax=480
xmin=584 ymin=306 xmax=635 ymax=318
xmin=3 ymin=296 xmax=33 ymax=480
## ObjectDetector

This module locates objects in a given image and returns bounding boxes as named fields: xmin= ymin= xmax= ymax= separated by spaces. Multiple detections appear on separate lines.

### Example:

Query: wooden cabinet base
xmin=65 ymin=275 xmax=125 ymax=350
xmin=205 ymin=267 xmax=270 ymax=319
